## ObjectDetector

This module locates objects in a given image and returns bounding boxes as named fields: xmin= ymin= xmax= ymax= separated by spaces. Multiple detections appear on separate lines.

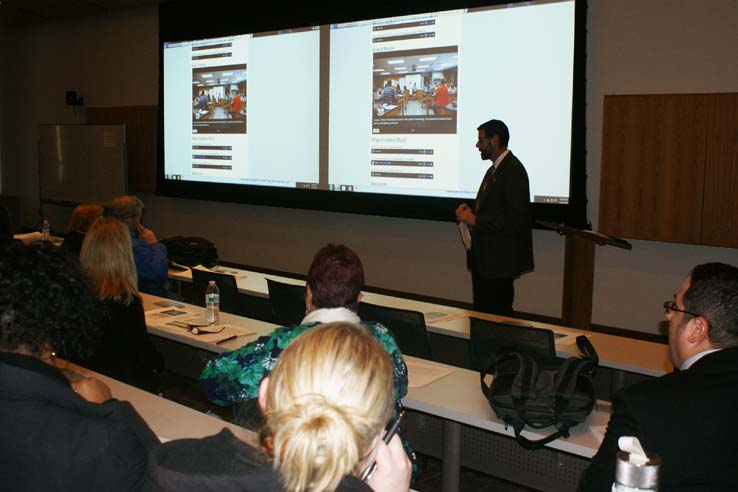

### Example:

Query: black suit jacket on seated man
xmin=579 ymin=263 xmax=738 ymax=492
xmin=579 ymin=348 xmax=738 ymax=491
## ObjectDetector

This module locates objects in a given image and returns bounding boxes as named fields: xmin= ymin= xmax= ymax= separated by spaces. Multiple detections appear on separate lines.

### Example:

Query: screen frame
xmin=157 ymin=0 xmax=588 ymax=226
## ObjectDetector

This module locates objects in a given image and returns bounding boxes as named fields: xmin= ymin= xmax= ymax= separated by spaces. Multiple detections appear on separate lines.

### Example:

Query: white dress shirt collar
xmin=301 ymin=307 xmax=360 ymax=325
xmin=680 ymin=348 xmax=722 ymax=370
xmin=492 ymin=149 xmax=510 ymax=172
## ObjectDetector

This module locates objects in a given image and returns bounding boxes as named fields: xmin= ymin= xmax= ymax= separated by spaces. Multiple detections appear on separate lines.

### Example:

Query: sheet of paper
xmin=457 ymin=222 xmax=471 ymax=251
xmin=145 ymin=306 xmax=200 ymax=327
xmin=155 ymin=319 xmax=255 ymax=344
xmin=590 ymin=425 xmax=606 ymax=445
xmin=406 ymin=358 xmax=456 ymax=388
xmin=153 ymin=300 xmax=185 ymax=308
xmin=193 ymin=265 xmax=246 ymax=279
xmin=184 ymin=324 xmax=254 ymax=344
xmin=424 ymin=310 xmax=466 ymax=324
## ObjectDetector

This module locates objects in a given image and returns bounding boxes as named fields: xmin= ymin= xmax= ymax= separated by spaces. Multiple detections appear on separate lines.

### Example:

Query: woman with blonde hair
xmin=146 ymin=322 xmax=411 ymax=492
xmin=60 ymin=203 xmax=103 ymax=257
xmin=79 ymin=217 xmax=162 ymax=391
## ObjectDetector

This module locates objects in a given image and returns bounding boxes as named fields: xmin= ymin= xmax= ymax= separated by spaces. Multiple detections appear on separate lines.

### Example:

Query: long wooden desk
xmin=142 ymin=293 xmax=605 ymax=492
xmin=169 ymin=266 xmax=671 ymax=378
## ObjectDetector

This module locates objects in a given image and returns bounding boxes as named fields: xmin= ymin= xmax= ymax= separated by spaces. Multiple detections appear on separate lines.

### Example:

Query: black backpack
xmin=161 ymin=236 xmax=219 ymax=268
xmin=480 ymin=335 xmax=599 ymax=450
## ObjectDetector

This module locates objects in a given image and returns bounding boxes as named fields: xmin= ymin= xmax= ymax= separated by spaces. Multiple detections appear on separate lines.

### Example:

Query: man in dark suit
xmin=578 ymin=262 xmax=738 ymax=491
xmin=456 ymin=119 xmax=533 ymax=316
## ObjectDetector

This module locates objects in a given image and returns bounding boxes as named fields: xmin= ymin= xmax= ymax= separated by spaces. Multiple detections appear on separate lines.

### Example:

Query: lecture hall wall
xmin=2 ymin=0 xmax=737 ymax=335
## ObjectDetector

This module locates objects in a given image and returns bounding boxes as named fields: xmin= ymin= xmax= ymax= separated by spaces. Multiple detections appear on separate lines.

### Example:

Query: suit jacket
xmin=578 ymin=348 xmax=738 ymax=492
xmin=469 ymin=151 xmax=534 ymax=279
xmin=0 ymin=352 xmax=159 ymax=492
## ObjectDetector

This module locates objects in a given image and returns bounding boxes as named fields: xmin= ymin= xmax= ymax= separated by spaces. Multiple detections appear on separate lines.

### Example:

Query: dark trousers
xmin=472 ymin=270 xmax=515 ymax=317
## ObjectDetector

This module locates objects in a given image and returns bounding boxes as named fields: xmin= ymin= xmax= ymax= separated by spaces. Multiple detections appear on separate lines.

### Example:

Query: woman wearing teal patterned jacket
xmin=199 ymin=244 xmax=414 ymax=466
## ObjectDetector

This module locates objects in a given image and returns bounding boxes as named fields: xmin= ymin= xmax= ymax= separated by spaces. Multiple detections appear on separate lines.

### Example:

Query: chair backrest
xmin=358 ymin=302 xmax=432 ymax=360
xmin=191 ymin=268 xmax=240 ymax=315
xmin=469 ymin=317 xmax=556 ymax=372
xmin=266 ymin=278 xmax=306 ymax=327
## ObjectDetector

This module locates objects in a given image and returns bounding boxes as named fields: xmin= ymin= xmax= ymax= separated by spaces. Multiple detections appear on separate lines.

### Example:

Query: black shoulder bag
xmin=480 ymin=335 xmax=599 ymax=450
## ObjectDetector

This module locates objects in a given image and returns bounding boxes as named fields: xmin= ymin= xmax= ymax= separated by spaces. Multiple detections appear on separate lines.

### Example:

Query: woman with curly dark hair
xmin=0 ymin=242 xmax=159 ymax=492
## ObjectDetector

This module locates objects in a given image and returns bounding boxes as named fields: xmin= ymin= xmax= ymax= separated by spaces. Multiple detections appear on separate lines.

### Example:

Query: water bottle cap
xmin=208 ymin=280 xmax=215 ymax=285
xmin=615 ymin=450 xmax=660 ymax=489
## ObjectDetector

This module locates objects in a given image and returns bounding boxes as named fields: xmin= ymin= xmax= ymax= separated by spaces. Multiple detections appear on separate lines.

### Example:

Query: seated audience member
xmin=0 ymin=242 xmax=159 ymax=492
xmin=109 ymin=195 xmax=169 ymax=297
xmin=79 ymin=217 xmax=163 ymax=391
xmin=578 ymin=262 xmax=738 ymax=491
xmin=60 ymin=203 xmax=103 ymax=257
xmin=199 ymin=244 xmax=413 ymax=464
xmin=147 ymin=322 xmax=411 ymax=492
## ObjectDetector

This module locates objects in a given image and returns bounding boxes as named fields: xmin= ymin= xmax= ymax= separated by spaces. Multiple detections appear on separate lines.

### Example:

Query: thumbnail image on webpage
xmin=192 ymin=64 xmax=247 ymax=135
xmin=372 ymin=46 xmax=458 ymax=135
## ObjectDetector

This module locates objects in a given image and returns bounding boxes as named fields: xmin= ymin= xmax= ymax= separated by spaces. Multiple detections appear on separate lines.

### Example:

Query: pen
xmin=215 ymin=335 xmax=238 ymax=345
xmin=361 ymin=411 xmax=405 ymax=482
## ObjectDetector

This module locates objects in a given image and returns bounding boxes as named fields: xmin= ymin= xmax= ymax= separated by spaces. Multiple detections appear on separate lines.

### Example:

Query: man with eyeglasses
xmin=578 ymin=262 xmax=738 ymax=491
xmin=455 ymin=119 xmax=533 ymax=317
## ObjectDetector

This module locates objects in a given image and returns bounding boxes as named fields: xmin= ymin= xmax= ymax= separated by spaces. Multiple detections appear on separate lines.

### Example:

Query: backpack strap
xmin=479 ymin=351 xmax=536 ymax=402
xmin=511 ymin=420 xmax=573 ymax=450
xmin=576 ymin=335 xmax=599 ymax=374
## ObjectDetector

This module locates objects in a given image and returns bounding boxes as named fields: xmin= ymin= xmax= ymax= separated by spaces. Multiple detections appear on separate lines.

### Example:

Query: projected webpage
xmin=163 ymin=28 xmax=321 ymax=188
xmin=163 ymin=0 xmax=575 ymax=203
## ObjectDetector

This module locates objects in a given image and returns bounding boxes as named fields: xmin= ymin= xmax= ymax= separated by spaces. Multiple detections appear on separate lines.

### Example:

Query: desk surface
xmin=403 ymin=356 xmax=607 ymax=458
xmin=142 ymin=294 xmax=605 ymax=458
xmin=67 ymin=360 xmax=254 ymax=443
xmin=169 ymin=267 xmax=671 ymax=376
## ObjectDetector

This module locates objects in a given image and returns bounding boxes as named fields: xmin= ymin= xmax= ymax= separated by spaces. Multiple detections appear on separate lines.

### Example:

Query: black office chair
xmin=469 ymin=317 xmax=556 ymax=372
xmin=266 ymin=278 xmax=306 ymax=327
xmin=359 ymin=302 xmax=432 ymax=360
xmin=191 ymin=268 xmax=242 ymax=315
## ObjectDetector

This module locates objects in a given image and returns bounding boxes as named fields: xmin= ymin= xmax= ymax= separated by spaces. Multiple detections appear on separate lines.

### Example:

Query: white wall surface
xmin=2 ymin=1 xmax=737 ymax=334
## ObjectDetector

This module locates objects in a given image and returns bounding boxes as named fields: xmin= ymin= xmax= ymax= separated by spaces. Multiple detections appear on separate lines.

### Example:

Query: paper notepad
xmin=406 ymin=358 xmax=456 ymax=388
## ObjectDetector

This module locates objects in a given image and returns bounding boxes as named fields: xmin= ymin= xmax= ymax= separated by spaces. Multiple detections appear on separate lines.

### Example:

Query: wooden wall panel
xmin=599 ymin=94 xmax=708 ymax=244
xmin=86 ymin=106 xmax=158 ymax=193
xmin=701 ymin=93 xmax=738 ymax=248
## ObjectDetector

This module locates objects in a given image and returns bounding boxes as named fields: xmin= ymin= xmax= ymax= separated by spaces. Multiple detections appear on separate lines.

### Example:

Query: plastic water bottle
xmin=41 ymin=219 xmax=50 ymax=241
xmin=612 ymin=437 xmax=660 ymax=491
xmin=205 ymin=280 xmax=220 ymax=324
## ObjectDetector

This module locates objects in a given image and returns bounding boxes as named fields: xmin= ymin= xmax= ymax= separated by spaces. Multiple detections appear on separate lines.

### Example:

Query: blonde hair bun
xmin=263 ymin=322 xmax=394 ymax=492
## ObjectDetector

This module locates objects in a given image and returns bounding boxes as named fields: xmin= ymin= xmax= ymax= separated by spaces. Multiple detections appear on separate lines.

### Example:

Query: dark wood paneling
xmin=561 ymin=232 xmax=595 ymax=330
xmin=86 ymin=106 xmax=158 ymax=192
xmin=599 ymin=94 xmax=708 ymax=244
xmin=701 ymin=93 xmax=738 ymax=247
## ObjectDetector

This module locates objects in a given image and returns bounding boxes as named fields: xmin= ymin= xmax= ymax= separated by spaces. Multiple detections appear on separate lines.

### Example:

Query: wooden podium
xmin=538 ymin=221 xmax=631 ymax=330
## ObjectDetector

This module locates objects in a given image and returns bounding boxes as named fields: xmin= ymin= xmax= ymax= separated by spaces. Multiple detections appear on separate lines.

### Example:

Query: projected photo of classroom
xmin=372 ymin=46 xmax=458 ymax=135
xmin=192 ymin=64 xmax=247 ymax=134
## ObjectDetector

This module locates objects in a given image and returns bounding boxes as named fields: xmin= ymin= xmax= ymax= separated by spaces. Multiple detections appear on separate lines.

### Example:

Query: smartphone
xmin=361 ymin=410 xmax=405 ymax=482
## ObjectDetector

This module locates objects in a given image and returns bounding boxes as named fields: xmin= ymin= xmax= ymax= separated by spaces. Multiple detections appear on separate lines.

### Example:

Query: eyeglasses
xmin=663 ymin=300 xmax=701 ymax=318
